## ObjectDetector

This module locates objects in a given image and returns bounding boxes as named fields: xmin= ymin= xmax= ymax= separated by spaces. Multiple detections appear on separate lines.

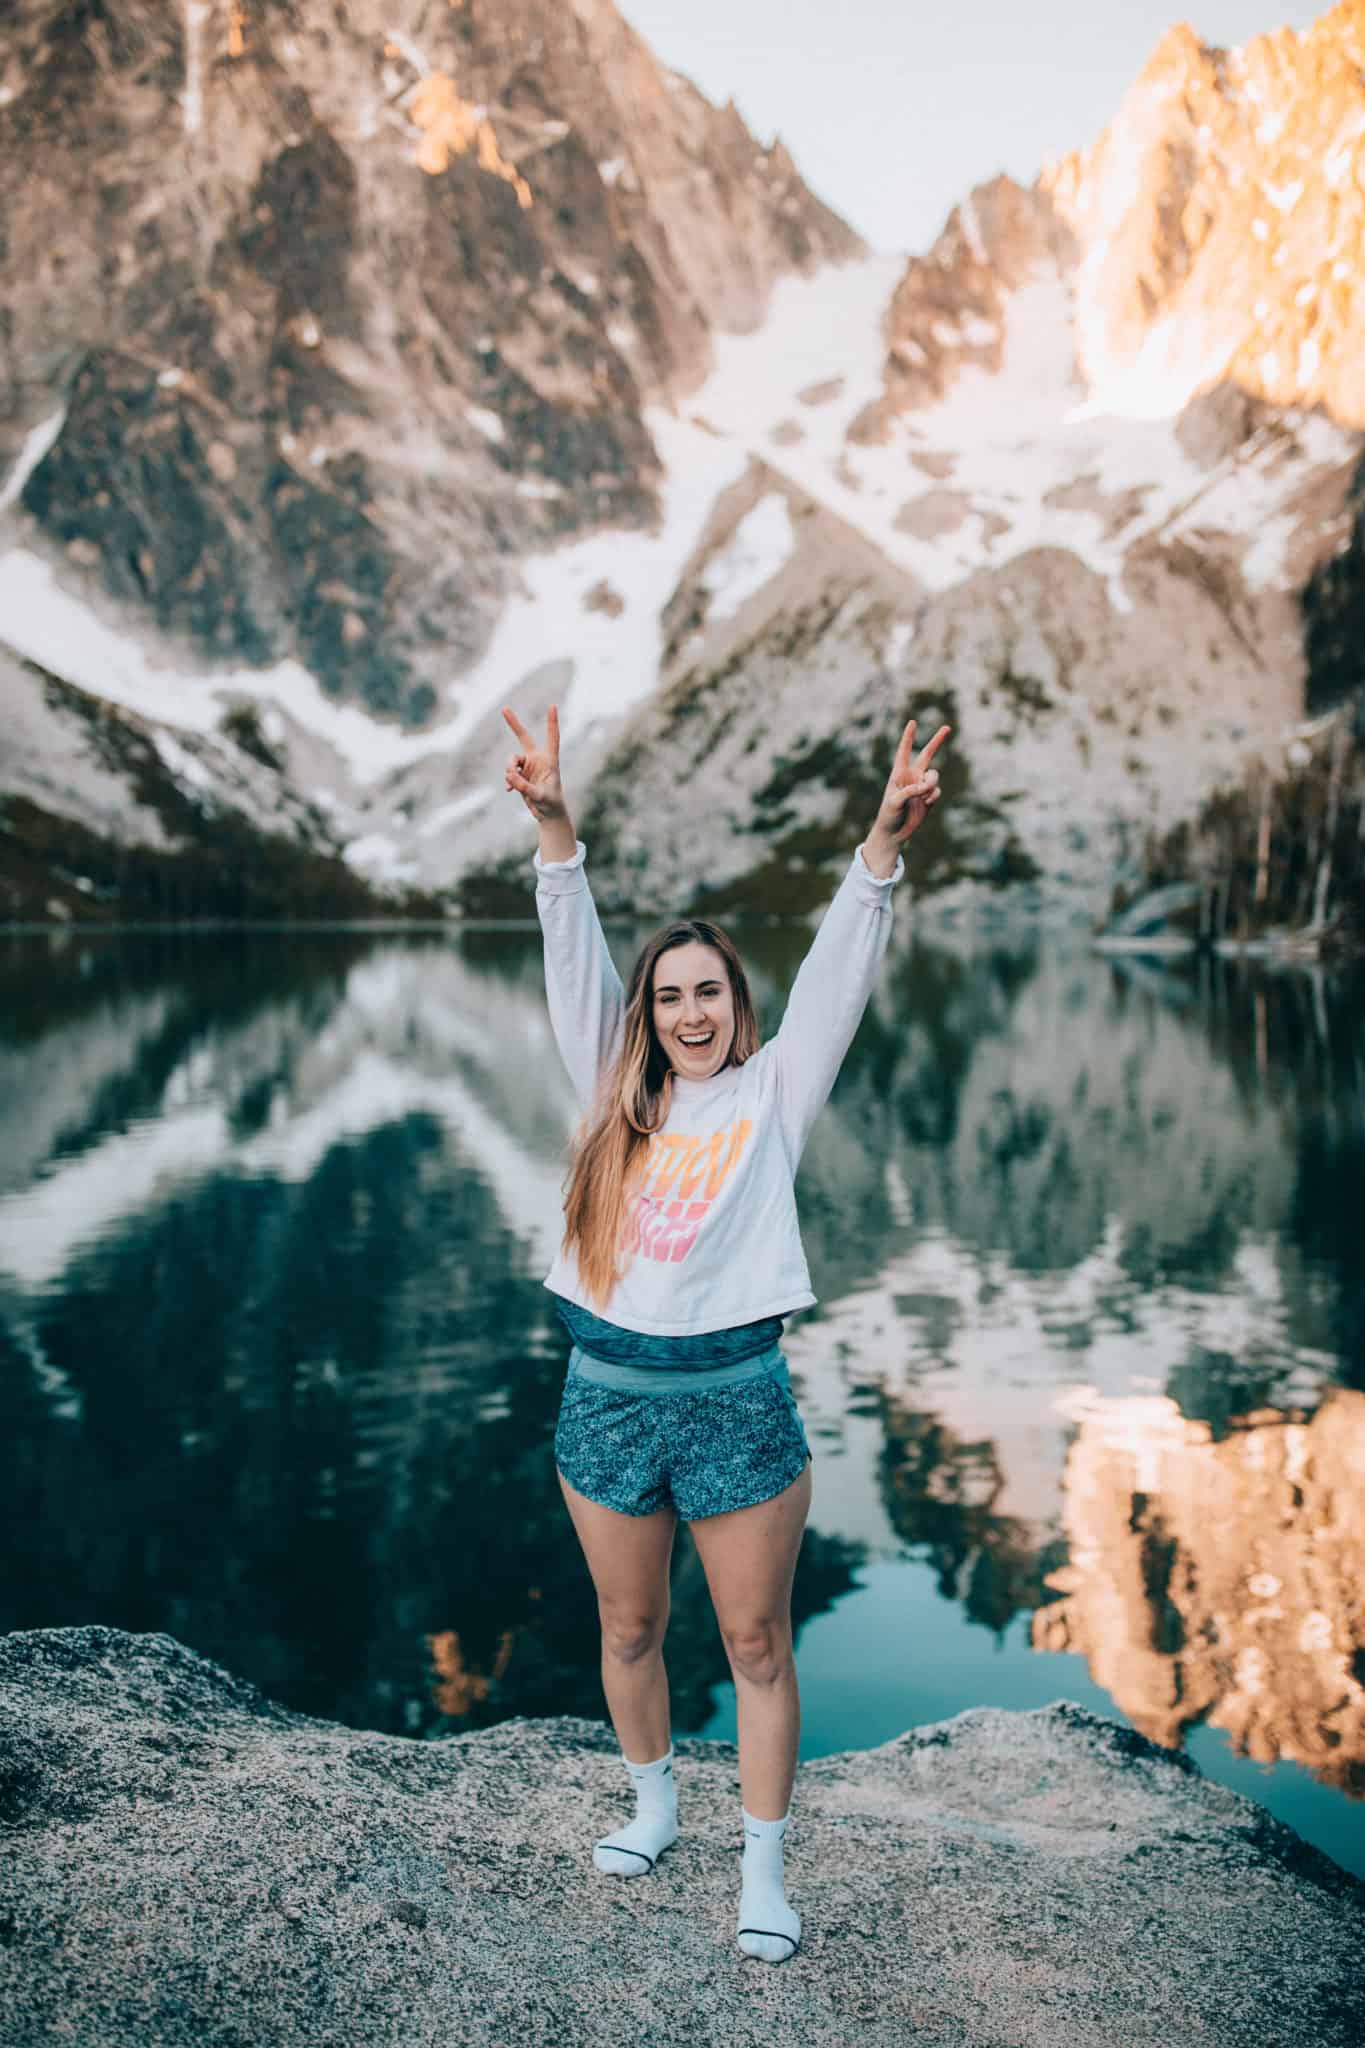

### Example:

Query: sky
xmin=617 ymin=1 xmax=1328 ymax=251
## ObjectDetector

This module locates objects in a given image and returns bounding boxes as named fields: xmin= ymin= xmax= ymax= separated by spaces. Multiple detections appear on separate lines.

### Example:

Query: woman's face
xmin=651 ymin=941 xmax=736 ymax=1080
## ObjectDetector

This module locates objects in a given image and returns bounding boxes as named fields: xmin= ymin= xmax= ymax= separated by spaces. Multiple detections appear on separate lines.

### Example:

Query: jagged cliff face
xmin=1047 ymin=5 xmax=1365 ymax=427
xmin=2 ymin=2 xmax=1364 ymax=918
xmin=866 ymin=2 xmax=1365 ymax=433
xmin=0 ymin=0 xmax=854 ymax=724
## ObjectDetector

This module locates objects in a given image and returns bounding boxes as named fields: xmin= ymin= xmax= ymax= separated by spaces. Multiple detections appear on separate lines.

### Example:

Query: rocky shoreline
xmin=1 ymin=1628 xmax=1361 ymax=2046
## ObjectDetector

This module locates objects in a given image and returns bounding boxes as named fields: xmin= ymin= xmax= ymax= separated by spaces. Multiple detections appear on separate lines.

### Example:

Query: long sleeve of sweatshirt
xmin=765 ymin=841 xmax=905 ymax=1163
xmin=533 ymin=838 xmax=626 ymax=1116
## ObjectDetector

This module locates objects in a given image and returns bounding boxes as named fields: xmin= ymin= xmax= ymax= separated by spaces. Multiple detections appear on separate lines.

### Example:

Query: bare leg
xmin=687 ymin=1459 xmax=812 ymax=1816
xmin=558 ymin=1471 xmax=677 ymax=1760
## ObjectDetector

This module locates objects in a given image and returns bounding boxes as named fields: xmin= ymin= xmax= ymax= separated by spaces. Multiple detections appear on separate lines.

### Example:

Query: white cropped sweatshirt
xmin=534 ymin=838 xmax=904 ymax=1336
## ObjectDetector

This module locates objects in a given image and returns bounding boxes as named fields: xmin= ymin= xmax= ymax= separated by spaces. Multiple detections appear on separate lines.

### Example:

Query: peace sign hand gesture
xmin=863 ymin=717 xmax=952 ymax=876
xmin=502 ymin=703 xmax=568 ymax=823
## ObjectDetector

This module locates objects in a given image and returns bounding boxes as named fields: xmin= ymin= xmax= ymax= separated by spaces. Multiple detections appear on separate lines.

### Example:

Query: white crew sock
xmin=592 ymin=1746 xmax=679 ymax=1877
xmin=737 ymin=1806 xmax=801 ymax=1962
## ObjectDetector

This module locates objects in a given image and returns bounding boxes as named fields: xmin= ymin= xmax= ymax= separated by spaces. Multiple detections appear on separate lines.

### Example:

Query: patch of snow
xmin=1073 ymin=226 xmax=1235 ymax=415
xmin=960 ymin=315 xmax=998 ymax=346
xmin=467 ymin=405 xmax=505 ymax=444
xmin=416 ymin=788 xmax=494 ymax=839
xmin=1263 ymin=180 xmax=1303 ymax=213
xmin=882 ymin=618 xmax=917 ymax=670
xmin=1256 ymin=112 xmax=1286 ymax=146
xmin=1297 ymin=337 xmax=1320 ymax=384
xmin=702 ymin=495 xmax=796 ymax=621
xmin=0 ymin=408 xmax=67 ymax=514
xmin=152 ymin=733 xmax=214 ymax=793
xmin=385 ymin=27 xmax=429 ymax=75
xmin=598 ymin=157 xmax=626 ymax=186
xmin=1251 ymin=218 xmax=1269 ymax=241
xmin=1243 ymin=510 xmax=1299 ymax=589
xmin=930 ymin=319 xmax=961 ymax=346
xmin=342 ymin=833 xmax=418 ymax=884
xmin=958 ymin=197 xmax=986 ymax=263
xmin=607 ymin=320 xmax=635 ymax=350
xmin=515 ymin=478 xmax=562 ymax=500
xmin=0 ymin=549 xmax=421 ymax=781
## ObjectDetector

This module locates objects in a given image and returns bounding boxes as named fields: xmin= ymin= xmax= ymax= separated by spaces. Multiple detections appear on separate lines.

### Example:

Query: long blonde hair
xmin=563 ymin=919 xmax=761 ymax=1307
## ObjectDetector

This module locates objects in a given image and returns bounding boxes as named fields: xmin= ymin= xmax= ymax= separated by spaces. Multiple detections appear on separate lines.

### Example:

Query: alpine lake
xmin=2 ymin=906 xmax=1362 ymax=1880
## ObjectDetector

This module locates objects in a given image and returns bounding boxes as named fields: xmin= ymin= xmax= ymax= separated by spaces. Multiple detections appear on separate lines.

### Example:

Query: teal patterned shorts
xmin=554 ymin=1345 xmax=812 ymax=1521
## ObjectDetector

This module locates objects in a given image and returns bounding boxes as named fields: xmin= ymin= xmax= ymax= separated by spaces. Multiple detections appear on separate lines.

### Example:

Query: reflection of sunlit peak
xmin=1074 ymin=1393 xmax=1211 ymax=1491
xmin=1039 ymin=1389 xmax=1365 ymax=1775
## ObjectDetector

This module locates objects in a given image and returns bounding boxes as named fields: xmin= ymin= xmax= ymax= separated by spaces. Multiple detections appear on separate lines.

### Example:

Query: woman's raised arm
xmin=503 ymin=703 xmax=626 ymax=1115
xmin=767 ymin=716 xmax=951 ymax=1162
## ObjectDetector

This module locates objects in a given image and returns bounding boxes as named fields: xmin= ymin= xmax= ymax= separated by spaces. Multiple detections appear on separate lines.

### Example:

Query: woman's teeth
xmin=679 ymin=1032 xmax=713 ymax=1046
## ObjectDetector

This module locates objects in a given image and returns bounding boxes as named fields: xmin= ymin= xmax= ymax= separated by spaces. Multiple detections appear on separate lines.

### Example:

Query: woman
xmin=502 ymin=700 xmax=949 ymax=1964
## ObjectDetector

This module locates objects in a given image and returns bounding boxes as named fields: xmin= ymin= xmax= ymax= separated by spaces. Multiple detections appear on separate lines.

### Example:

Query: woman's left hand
xmin=872 ymin=717 xmax=952 ymax=848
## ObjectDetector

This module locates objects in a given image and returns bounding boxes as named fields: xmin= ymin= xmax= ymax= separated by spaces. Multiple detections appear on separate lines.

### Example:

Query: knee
xmin=721 ymin=1620 xmax=792 ymax=1687
xmin=600 ymin=1607 xmax=668 ymax=1666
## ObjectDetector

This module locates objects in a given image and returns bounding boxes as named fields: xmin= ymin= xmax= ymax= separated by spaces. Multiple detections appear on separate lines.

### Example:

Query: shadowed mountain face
xmin=1 ymin=0 xmax=856 ymax=720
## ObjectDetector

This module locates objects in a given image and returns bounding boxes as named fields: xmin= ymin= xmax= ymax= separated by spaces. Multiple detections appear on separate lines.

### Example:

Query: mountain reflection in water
xmin=0 ymin=920 xmax=1361 ymax=1875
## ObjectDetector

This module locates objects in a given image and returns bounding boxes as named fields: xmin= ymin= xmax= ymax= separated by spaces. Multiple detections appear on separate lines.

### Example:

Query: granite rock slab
xmin=0 ymin=1627 xmax=1361 ymax=2047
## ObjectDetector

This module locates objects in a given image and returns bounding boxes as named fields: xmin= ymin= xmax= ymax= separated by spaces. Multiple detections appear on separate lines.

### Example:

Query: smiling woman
xmin=497 ymin=696 xmax=949 ymax=1964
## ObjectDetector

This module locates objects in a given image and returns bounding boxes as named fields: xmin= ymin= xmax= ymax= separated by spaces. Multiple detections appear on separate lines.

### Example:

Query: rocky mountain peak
xmin=850 ymin=175 xmax=1080 ymax=440
xmin=857 ymin=3 xmax=1365 ymax=434
xmin=0 ymin=0 xmax=858 ymax=726
xmin=1042 ymin=2 xmax=1365 ymax=423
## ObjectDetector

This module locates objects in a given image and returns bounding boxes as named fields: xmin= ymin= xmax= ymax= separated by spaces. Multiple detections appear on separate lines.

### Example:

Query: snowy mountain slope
xmin=501 ymin=244 xmax=1355 ymax=913
xmin=0 ymin=645 xmax=428 ymax=922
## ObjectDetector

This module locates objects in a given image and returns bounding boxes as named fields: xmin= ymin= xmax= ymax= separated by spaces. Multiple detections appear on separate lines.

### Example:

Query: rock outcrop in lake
xmin=1 ymin=1627 xmax=1362 ymax=2046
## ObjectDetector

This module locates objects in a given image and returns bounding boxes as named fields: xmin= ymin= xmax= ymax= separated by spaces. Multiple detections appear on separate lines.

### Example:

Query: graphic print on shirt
xmin=621 ymin=1118 xmax=754 ymax=1265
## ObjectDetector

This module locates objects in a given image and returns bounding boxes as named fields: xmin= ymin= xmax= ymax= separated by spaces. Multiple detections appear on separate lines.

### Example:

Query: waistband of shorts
xmin=566 ymin=1342 xmax=788 ymax=1395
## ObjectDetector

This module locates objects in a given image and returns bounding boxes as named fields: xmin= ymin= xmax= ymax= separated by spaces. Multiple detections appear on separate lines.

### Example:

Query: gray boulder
xmin=0 ymin=1627 xmax=1360 ymax=2046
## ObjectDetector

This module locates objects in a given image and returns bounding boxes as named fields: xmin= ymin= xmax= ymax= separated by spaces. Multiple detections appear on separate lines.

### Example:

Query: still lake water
xmin=1 ymin=915 xmax=1362 ymax=1879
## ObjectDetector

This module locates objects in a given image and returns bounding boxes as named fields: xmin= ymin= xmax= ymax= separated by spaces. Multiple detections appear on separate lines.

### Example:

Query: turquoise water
xmin=0 ymin=920 xmax=1361 ymax=1878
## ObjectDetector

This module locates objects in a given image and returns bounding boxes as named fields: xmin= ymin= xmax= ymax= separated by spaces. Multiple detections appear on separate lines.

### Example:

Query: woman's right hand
xmin=502 ymin=703 xmax=568 ymax=823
